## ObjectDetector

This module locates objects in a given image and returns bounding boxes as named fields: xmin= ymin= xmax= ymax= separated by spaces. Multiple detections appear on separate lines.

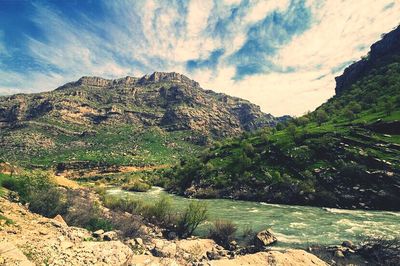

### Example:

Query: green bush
xmin=122 ymin=180 xmax=151 ymax=192
xmin=2 ymin=171 xmax=68 ymax=217
xmin=176 ymin=201 xmax=208 ymax=238
xmin=103 ymin=195 xmax=145 ymax=215
xmin=209 ymin=219 xmax=237 ymax=248
xmin=65 ymin=192 xmax=113 ymax=231
xmin=144 ymin=196 xmax=175 ymax=226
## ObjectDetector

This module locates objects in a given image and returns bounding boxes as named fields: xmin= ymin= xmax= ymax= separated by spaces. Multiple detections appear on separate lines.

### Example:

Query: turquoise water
xmin=107 ymin=187 xmax=400 ymax=248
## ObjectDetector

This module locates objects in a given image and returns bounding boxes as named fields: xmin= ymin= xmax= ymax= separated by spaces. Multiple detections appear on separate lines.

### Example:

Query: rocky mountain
xmin=335 ymin=25 xmax=400 ymax=95
xmin=0 ymin=72 xmax=276 ymax=137
xmin=0 ymin=72 xmax=277 ymax=167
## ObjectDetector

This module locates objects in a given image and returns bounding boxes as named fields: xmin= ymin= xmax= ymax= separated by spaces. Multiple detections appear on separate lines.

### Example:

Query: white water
xmin=108 ymin=187 xmax=400 ymax=248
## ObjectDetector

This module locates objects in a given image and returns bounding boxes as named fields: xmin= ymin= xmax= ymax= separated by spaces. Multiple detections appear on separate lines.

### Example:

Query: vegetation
xmin=102 ymin=194 xmax=207 ymax=238
xmin=208 ymin=220 xmax=238 ymax=248
xmin=164 ymin=57 xmax=400 ymax=210
xmin=176 ymin=201 xmax=208 ymax=238
xmin=2 ymin=171 xmax=68 ymax=218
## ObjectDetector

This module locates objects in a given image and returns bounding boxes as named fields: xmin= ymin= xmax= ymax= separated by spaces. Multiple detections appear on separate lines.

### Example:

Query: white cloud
xmin=1 ymin=0 xmax=400 ymax=117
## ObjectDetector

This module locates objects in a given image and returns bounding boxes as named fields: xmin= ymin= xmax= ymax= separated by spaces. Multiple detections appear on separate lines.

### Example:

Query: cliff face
xmin=0 ymin=72 xmax=276 ymax=139
xmin=335 ymin=25 xmax=400 ymax=95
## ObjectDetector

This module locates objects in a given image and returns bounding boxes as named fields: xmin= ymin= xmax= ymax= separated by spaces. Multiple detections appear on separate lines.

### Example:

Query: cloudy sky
xmin=0 ymin=0 xmax=399 ymax=116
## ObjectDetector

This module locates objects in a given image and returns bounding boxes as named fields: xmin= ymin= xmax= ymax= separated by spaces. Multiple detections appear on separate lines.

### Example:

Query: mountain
xmin=164 ymin=27 xmax=400 ymax=211
xmin=0 ymin=72 xmax=277 ymax=168
xmin=335 ymin=25 xmax=400 ymax=95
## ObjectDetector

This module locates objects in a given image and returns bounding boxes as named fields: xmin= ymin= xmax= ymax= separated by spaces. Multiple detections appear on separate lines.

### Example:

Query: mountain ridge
xmin=0 ymin=72 xmax=279 ymax=167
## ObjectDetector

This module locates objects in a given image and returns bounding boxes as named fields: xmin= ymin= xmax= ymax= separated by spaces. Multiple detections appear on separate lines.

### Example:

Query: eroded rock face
xmin=0 ymin=72 xmax=278 ymax=139
xmin=335 ymin=25 xmax=400 ymax=95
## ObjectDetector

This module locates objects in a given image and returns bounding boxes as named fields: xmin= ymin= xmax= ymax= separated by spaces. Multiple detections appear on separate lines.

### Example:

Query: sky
xmin=0 ymin=0 xmax=399 ymax=116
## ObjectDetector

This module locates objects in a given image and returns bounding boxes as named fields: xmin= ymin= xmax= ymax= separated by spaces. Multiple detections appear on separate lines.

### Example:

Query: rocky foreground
xmin=0 ymin=197 xmax=327 ymax=266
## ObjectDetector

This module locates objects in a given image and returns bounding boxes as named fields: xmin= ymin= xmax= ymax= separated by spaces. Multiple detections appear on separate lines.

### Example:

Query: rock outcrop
xmin=335 ymin=25 xmax=400 ymax=95
xmin=0 ymin=72 xmax=277 ymax=139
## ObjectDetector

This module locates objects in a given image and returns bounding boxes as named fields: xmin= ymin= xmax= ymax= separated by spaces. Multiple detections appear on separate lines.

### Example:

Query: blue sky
xmin=0 ymin=0 xmax=399 ymax=115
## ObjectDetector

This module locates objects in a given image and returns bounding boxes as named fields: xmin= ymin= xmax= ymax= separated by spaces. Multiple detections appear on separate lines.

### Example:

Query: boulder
xmin=254 ymin=229 xmax=277 ymax=249
xmin=152 ymin=239 xmax=177 ymax=257
xmin=52 ymin=214 xmax=67 ymax=227
xmin=207 ymin=249 xmax=222 ymax=260
xmin=334 ymin=250 xmax=345 ymax=258
xmin=341 ymin=240 xmax=356 ymax=249
xmin=103 ymin=231 xmax=117 ymax=241
xmin=93 ymin=229 xmax=104 ymax=238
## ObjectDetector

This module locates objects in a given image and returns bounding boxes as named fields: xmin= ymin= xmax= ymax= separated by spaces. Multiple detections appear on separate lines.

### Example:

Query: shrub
xmin=144 ymin=196 xmax=175 ymax=226
xmin=103 ymin=195 xmax=146 ymax=215
xmin=28 ymin=187 xmax=68 ymax=218
xmin=176 ymin=201 xmax=208 ymax=238
xmin=2 ymin=171 xmax=68 ymax=217
xmin=209 ymin=219 xmax=237 ymax=247
xmin=65 ymin=192 xmax=112 ymax=231
xmin=241 ymin=225 xmax=255 ymax=245
xmin=122 ymin=180 xmax=151 ymax=192
xmin=110 ymin=213 xmax=143 ymax=238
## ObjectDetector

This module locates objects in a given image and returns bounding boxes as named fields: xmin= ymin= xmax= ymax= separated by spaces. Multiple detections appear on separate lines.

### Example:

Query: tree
xmin=344 ymin=108 xmax=356 ymax=120
xmin=286 ymin=124 xmax=297 ymax=140
xmin=384 ymin=100 xmax=394 ymax=116
xmin=296 ymin=116 xmax=310 ymax=127
xmin=348 ymin=101 xmax=362 ymax=114
xmin=315 ymin=110 xmax=328 ymax=125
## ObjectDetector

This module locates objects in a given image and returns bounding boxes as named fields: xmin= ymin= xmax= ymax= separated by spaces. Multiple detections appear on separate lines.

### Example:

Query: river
xmin=107 ymin=186 xmax=400 ymax=248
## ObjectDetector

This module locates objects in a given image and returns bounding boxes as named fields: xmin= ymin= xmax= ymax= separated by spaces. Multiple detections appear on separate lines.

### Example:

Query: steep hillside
xmin=0 ymin=72 xmax=277 ymax=168
xmin=165 ymin=28 xmax=400 ymax=211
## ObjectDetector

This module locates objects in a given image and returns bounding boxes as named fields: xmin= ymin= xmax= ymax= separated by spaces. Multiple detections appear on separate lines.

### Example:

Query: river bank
xmin=108 ymin=186 xmax=400 ymax=249
xmin=0 ymin=193 xmax=330 ymax=265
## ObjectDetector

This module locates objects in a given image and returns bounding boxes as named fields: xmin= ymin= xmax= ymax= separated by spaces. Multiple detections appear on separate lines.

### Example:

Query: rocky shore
xmin=0 ymin=196 xmax=328 ymax=266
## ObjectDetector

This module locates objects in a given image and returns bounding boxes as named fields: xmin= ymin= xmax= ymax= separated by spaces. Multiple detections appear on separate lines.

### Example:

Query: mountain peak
xmin=56 ymin=72 xmax=200 ymax=90
xmin=138 ymin=72 xmax=200 ymax=87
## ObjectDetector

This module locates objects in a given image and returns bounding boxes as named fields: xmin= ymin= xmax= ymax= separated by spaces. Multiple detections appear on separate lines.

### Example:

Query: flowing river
xmin=107 ymin=187 xmax=400 ymax=248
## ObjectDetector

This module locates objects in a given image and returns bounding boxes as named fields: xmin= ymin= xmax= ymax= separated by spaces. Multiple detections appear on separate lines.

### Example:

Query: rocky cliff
xmin=0 ymin=72 xmax=276 ymax=138
xmin=0 ymin=72 xmax=278 ymax=167
xmin=335 ymin=25 xmax=400 ymax=95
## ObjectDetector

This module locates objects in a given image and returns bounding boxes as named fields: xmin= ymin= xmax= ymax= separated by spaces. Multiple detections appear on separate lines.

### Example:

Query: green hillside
xmin=0 ymin=72 xmax=277 ymax=169
xmin=165 ymin=49 xmax=400 ymax=211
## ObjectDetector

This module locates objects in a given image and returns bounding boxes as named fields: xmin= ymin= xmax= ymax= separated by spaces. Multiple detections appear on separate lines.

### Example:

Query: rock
xmin=209 ymin=249 xmax=327 ymax=266
xmin=152 ymin=240 xmax=177 ymax=258
xmin=229 ymin=240 xmax=238 ymax=250
xmin=93 ymin=229 xmax=104 ymax=238
xmin=254 ymin=229 xmax=277 ymax=249
xmin=342 ymin=240 xmax=355 ymax=249
xmin=60 ymin=241 xmax=74 ymax=250
xmin=167 ymin=231 xmax=177 ymax=240
xmin=51 ymin=215 xmax=68 ymax=227
xmin=207 ymin=249 xmax=222 ymax=260
xmin=0 ymin=242 xmax=34 ymax=266
xmin=135 ymin=237 xmax=144 ymax=246
xmin=103 ymin=231 xmax=117 ymax=241
xmin=334 ymin=250 xmax=345 ymax=258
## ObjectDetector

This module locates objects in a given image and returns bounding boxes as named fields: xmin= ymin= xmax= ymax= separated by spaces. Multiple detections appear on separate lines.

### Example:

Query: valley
xmin=0 ymin=24 xmax=400 ymax=266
